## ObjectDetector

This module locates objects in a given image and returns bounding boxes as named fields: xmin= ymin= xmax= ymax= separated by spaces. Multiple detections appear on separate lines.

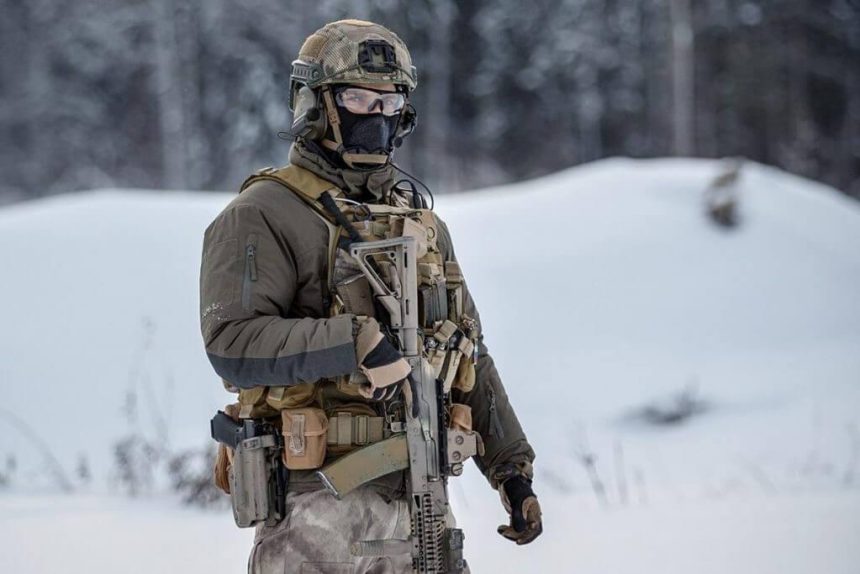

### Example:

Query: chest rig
xmin=236 ymin=165 xmax=479 ymax=439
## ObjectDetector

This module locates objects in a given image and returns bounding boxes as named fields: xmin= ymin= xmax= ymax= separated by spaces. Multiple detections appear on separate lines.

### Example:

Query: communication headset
xmin=393 ymin=103 xmax=417 ymax=148
xmin=288 ymin=85 xmax=326 ymax=140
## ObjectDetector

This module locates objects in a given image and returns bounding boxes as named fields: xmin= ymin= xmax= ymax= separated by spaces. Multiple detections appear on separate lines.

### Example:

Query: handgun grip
xmin=210 ymin=410 xmax=243 ymax=449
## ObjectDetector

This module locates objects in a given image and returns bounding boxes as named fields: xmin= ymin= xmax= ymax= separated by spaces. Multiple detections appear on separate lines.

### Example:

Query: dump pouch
xmin=281 ymin=407 xmax=329 ymax=470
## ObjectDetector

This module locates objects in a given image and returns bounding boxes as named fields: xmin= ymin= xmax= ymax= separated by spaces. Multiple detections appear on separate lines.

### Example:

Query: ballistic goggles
xmin=334 ymin=87 xmax=406 ymax=116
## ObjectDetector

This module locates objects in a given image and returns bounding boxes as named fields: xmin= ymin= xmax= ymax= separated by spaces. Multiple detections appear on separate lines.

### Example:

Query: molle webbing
xmin=327 ymin=412 xmax=386 ymax=446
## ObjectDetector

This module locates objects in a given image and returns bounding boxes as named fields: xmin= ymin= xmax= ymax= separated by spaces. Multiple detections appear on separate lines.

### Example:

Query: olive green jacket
xmin=199 ymin=145 xmax=535 ymax=487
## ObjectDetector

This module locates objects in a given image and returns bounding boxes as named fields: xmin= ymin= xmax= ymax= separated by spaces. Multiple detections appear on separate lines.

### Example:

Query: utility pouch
xmin=419 ymin=280 xmax=448 ymax=328
xmin=449 ymin=403 xmax=473 ymax=431
xmin=451 ymin=315 xmax=479 ymax=393
xmin=281 ymin=408 xmax=328 ymax=470
xmin=335 ymin=273 xmax=376 ymax=317
xmin=444 ymin=261 xmax=464 ymax=320
xmin=451 ymin=338 xmax=476 ymax=393
xmin=426 ymin=319 xmax=475 ymax=393
xmin=391 ymin=215 xmax=431 ymax=259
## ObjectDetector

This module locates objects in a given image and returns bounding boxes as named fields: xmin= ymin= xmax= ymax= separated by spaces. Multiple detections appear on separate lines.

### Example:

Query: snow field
xmin=1 ymin=158 xmax=858 ymax=572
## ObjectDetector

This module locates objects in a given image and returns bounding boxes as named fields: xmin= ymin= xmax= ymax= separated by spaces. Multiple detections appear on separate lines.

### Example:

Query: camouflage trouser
xmin=248 ymin=485 xmax=413 ymax=574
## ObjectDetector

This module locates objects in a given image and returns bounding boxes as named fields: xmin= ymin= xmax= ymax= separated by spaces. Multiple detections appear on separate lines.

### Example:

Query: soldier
xmin=200 ymin=19 xmax=541 ymax=573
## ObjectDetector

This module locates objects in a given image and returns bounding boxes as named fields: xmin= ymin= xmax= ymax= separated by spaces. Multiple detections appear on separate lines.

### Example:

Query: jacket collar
xmin=288 ymin=140 xmax=396 ymax=203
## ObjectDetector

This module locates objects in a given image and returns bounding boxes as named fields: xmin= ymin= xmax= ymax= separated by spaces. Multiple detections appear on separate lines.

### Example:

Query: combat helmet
xmin=288 ymin=20 xmax=418 ymax=168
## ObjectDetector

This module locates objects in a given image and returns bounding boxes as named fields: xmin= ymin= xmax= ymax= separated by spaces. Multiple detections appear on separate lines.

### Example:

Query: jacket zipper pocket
xmin=242 ymin=235 xmax=258 ymax=312
xmin=487 ymin=386 xmax=505 ymax=439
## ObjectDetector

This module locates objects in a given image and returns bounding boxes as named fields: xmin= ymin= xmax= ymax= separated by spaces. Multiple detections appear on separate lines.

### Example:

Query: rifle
xmin=316 ymin=236 xmax=479 ymax=573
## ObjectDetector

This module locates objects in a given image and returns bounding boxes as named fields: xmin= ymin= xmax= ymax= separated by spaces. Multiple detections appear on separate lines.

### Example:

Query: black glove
xmin=497 ymin=475 xmax=543 ymax=545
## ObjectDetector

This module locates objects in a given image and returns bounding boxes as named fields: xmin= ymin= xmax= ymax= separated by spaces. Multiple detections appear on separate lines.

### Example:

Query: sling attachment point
xmin=320 ymin=191 xmax=364 ymax=245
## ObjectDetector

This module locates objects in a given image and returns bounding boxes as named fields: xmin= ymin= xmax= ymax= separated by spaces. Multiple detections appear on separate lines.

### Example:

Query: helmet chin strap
xmin=319 ymin=87 xmax=391 ymax=169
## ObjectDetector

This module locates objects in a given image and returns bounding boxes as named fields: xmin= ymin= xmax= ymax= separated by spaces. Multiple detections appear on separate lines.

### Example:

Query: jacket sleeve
xmin=200 ymin=200 xmax=357 ymax=389
xmin=435 ymin=216 xmax=536 ymax=488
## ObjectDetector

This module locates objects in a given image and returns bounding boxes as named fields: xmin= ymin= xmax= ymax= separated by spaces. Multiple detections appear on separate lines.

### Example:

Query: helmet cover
xmin=290 ymin=19 xmax=417 ymax=110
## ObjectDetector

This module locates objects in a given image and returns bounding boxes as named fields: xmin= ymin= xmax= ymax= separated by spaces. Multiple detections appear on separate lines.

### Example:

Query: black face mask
xmin=339 ymin=109 xmax=400 ymax=156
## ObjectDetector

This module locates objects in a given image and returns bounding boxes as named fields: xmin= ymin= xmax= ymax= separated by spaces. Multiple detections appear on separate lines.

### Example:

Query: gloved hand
xmin=354 ymin=317 xmax=411 ymax=400
xmin=497 ymin=475 xmax=543 ymax=545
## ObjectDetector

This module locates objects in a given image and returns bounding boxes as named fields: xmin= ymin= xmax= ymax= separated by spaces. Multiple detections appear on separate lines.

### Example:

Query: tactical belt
xmin=326 ymin=412 xmax=386 ymax=446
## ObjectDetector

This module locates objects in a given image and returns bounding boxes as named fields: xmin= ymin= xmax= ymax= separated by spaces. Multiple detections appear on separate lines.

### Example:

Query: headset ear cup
xmin=290 ymin=86 xmax=327 ymax=140
xmin=394 ymin=104 xmax=417 ymax=143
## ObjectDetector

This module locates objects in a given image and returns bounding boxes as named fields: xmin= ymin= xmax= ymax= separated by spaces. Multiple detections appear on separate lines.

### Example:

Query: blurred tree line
xmin=0 ymin=0 xmax=857 ymax=202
